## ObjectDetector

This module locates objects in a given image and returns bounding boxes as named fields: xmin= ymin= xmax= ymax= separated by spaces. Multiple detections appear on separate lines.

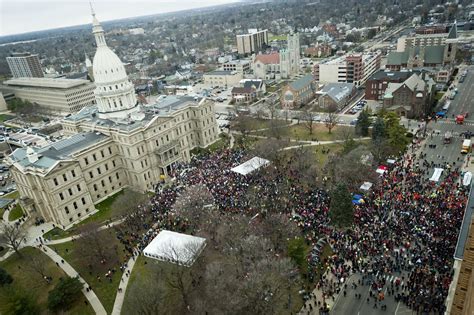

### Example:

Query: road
xmin=329 ymin=65 xmax=474 ymax=315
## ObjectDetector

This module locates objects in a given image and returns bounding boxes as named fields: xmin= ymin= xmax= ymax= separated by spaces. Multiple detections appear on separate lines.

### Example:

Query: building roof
xmin=143 ymin=230 xmax=206 ymax=267
xmin=10 ymin=132 xmax=108 ymax=171
xmin=455 ymin=183 xmax=474 ymax=259
xmin=447 ymin=22 xmax=458 ymax=39
xmin=242 ymin=79 xmax=263 ymax=89
xmin=232 ymin=87 xmax=254 ymax=94
xmin=386 ymin=46 xmax=445 ymax=66
xmin=254 ymin=53 xmax=280 ymax=65
xmin=319 ymin=83 xmax=354 ymax=103
xmin=384 ymin=73 xmax=426 ymax=97
xmin=3 ymin=77 xmax=91 ymax=89
xmin=289 ymin=74 xmax=314 ymax=91
xmin=368 ymin=69 xmax=413 ymax=82
xmin=204 ymin=70 xmax=236 ymax=76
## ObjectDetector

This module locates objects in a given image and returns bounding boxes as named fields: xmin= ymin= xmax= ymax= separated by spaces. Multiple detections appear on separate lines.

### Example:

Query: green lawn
xmin=232 ymin=117 xmax=288 ymax=132
xmin=0 ymin=114 xmax=15 ymax=122
xmin=312 ymin=143 xmax=345 ymax=168
xmin=76 ymin=190 xmax=124 ymax=227
xmin=43 ymin=227 xmax=77 ymax=241
xmin=435 ymin=92 xmax=445 ymax=101
xmin=3 ymin=190 xmax=19 ymax=199
xmin=253 ymin=123 xmax=355 ymax=142
xmin=0 ymin=247 xmax=94 ymax=315
xmin=8 ymin=204 xmax=23 ymax=221
xmin=269 ymin=34 xmax=287 ymax=41
xmin=50 ymin=229 xmax=126 ymax=313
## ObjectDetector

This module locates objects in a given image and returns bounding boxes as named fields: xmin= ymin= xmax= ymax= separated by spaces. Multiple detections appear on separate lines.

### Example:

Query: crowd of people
xmin=109 ymin=138 xmax=468 ymax=314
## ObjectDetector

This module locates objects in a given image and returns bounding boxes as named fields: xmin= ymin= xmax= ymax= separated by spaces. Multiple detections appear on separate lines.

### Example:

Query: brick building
xmin=365 ymin=70 xmax=413 ymax=101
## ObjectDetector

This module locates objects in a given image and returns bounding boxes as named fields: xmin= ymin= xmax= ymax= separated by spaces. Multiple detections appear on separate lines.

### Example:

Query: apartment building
xmin=397 ymin=23 xmax=457 ymax=52
xmin=2 ymin=77 xmax=96 ymax=115
xmin=203 ymin=70 xmax=243 ymax=87
xmin=313 ymin=51 xmax=381 ymax=87
xmin=236 ymin=29 xmax=269 ymax=55
xmin=6 ymin=52 xmax=44 ymax=78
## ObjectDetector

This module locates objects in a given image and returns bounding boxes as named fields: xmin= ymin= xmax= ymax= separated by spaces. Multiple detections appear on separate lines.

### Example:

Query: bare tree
xmin=76 ymin=222 xmax=116 ymax=266
xmin=25 ymin=251 xmax=50 ymax=281
xmin=173 ymin=184 xmax=214 ymax=234
xmin=301 ymin=109 xmax=316 ymax=135
xmin=123 ymin=275 xmax=169 ymax=315
xmin=111 ymin=188 xmax=147 ymax=218
xmin=325 ymin=110 xmax=339 ymax=134
xmin=0 ymin=222 xmax=26 ymax=257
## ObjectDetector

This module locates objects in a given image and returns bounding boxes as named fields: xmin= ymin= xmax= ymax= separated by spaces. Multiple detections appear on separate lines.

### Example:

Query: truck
xmin=442 ymin=101 xmax=451 ymax=111
xmin=444 ymin=131 xmax=452 ymax=144
xmin=461 ymin=139 xmax=471 ymax=154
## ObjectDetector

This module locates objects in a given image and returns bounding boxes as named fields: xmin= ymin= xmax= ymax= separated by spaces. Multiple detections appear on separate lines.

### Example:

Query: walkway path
xmin=281 ymin=137 xmax=371 ymax=151
xmin=111 ymin=250 xmax=139 ymax=315
xmin=41 ymin=245 xmax=107 ymax=315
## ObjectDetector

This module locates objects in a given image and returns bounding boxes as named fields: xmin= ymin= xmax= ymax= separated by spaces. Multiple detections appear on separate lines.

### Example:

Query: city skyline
xmin=0 ymin=0 xmax=237 ymax=37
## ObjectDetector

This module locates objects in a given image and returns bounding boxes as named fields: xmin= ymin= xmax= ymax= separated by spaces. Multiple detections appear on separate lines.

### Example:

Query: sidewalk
xmin=111 ymin=250 xmax=139 ymax=315
xmin=41 ymin=245 xmax=107 ymax=315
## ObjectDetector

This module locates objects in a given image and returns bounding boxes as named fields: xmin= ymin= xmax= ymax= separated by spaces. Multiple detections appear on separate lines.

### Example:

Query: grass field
xmin=8 ymin=204 xmax=23 ymax=221
xmin=3 ymin=191 xmax=19 ymax=199
xmin=231 ymin=117 xmax=288 ymax=132
xmin=76 ymin=190 xmax=124 ymax=227
xmin=253 ymin=123 xmax=355 ymax=142
xmin=0 ymin=114 xmax=15 ymax=123
xmin=50 ymin=229 xmax=126 ymax=313
xmin=0 ymin=247 xmax=94 ymax=315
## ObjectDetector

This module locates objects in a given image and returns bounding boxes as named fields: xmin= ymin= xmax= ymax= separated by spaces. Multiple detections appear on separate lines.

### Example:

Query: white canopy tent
xmin=430 ymin=168 xmax=444 ymax=182
xmin=360 ymin=182 xmax=373 ymax=191
xmin=143 ymin=230 xmax=206 ymax=267
xmin=231 ymin=156 xmax=270 ymax=176
xmin=463 ymin=172 xmax=472 ymax=186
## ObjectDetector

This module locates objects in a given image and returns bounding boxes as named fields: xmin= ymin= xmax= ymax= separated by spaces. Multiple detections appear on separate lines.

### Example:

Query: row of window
xmin=59 ymin=183 xmax=82 ymax=200
xmin=92 ymin=173 xmax=120 ymax=192
xmin=64 ymin=197 xmax=88 ymax=214
xmin=53 ymin=169 xmax=77 ymax=186
xmin=84 ymin=147 xmax=114 ymax=166
xmin=89 ymin=160 xmax=117 ymax=179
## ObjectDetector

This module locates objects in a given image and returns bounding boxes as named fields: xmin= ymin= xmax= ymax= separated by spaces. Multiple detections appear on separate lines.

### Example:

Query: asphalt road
xmin=330 ymin=65 xmax=474 ymax=315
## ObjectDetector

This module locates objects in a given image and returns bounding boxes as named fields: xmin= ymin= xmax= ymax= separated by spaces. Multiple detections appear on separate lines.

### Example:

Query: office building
xmin=6 ymin=52 xmax=44 ymax=78
xmin=2 ymin=77 xmax=96 ymax=115
xmin=313 ymin=51 xmax=381 ymax=87
xmin=236 ymin=29 xmax=269 ymax=55
xmin=6 ymin=9 xmax=219 ymax=229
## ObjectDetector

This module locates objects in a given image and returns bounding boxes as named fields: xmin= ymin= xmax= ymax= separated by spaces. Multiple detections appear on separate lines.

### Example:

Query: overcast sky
xmin=0 ymin=0 xmax=237 ymax=36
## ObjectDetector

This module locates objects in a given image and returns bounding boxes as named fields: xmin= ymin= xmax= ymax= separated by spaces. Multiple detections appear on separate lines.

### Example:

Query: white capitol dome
xmin=90 ymin=10 xmax=138 ymax=120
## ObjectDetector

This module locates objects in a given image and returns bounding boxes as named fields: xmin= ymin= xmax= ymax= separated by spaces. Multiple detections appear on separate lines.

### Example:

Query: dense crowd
xmin=110 ymin=141 xmax=467 ymax=314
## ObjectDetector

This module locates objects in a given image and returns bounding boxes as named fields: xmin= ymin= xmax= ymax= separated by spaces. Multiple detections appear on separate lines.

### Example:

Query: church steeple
xmin=90 ymin=2 xmax=107 ymax=47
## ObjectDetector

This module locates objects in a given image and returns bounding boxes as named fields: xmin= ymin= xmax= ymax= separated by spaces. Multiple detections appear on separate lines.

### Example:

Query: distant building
xmin=2 ymin=77 xmax=96 ymax=115
xmin=414 ymin=24 xmax=449 ymax=35
xmin=128 ymin=28 xmax=145 ymax=35
xmin=253 ymin=53 xmax=281 ymax=80
xmin=202 ymin=70 xmax=243 ymax=87
xmin=222 ymin=60 xmax=251 ymax=73
xmin=382 ymin=73 xmax=433 ymax=118
xmin=365 ymin=70 xmax=414 ymax=101
xmin=397 ymin=23 xmax=457 ymax=52
xmin=280 ymin=32 xmax=300 ymax=79
xmin=317 ymin=83 xmax=355 ymax=110
xmin=232 ymin=79 xmax=266 ymax=104
xmin=6 ymin=52 xmax=44 ymax=78
xmin=236 ymin=29 xmax=269 ymax=55
xmin=387 ymin=23 xmax=458 ymax=71
xmin=304 ymin=44 xmax=332 ymax=58
xmin=281 ymin=74 xmax=315 ymax=109
xmin=0 ymin=92 xmax=8 ymax=112
xmin=313 ymin=51 xmax=381 ymax=87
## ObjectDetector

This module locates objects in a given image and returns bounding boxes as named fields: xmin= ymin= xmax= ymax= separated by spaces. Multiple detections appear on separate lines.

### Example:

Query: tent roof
xmin=143 ymin=230 xmax=206 ymax=267
xmin=231 ymin=156 xmax=270 ymax=175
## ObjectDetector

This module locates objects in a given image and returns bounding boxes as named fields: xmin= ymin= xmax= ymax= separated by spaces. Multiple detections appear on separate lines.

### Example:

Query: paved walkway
xmin=41 ymin=245 xmax=107 ymax=315
xmin=111 ymin=250 xmax=139 ymax=315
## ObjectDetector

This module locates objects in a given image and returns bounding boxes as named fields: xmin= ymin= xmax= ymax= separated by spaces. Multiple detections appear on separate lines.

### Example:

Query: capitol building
xmin=6 ymin=10 xmax=219 ymax=228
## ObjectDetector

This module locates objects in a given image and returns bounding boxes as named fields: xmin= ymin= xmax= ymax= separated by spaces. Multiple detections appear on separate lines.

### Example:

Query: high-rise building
xmin=236 ymin=29 xmax=269 ymax=55
xmin=313 ymin=51 xmax=381 ymax=87
xmin=6 ymin=8 xmax=219 ymax=229
xmin=6 ymin=52 xmax=44 ymax=78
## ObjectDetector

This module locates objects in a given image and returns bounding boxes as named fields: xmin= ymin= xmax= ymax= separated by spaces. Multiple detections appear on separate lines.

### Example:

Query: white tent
xmin=463 ymin=172 xmax=472 ymax=186
xmin=429 ymin=168 xmax=444 ymax=182
xmin=231 ymin=156 xmax=270 ymax=175
xmin=143 ymin=230 xmax=206 ymax=267
xmin=360 ymin=182 xmax=373 ymax=191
